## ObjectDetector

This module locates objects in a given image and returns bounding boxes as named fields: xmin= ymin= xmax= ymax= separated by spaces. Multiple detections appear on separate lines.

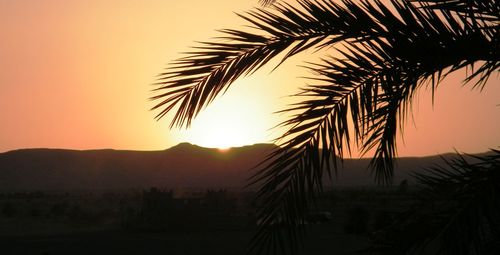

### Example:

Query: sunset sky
xmin=1 ymin=0 xmax=499 ymax=156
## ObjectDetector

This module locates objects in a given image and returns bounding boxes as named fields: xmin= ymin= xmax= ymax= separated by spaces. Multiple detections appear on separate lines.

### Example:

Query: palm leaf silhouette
xmin=259 ymin=0 xmax=278 ymax=6
xmin=151 ymin=0 xmax=499 ymax=254
xmin=367 ymin=150 xmax=500 ymax=255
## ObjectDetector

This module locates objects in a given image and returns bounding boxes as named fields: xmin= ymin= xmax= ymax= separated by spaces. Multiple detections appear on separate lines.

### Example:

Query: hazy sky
xmin=1 ymin=0 xmax=499 ymax=156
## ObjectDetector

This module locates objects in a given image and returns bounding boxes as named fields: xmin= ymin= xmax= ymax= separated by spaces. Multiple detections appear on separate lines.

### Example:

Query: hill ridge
xmin=0 ymin=143 xmax=485 ymax=191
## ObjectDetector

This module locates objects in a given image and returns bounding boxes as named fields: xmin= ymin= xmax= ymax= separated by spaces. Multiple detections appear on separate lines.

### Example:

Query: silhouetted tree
xmin=151 ymin=0 xmax=499 ymax=254
xmin=398 ymin=179 xmax=409 ymax=193
xmin=205 ymin=189 xmax=234 ymax=215
xmin=344 ymin=205 xmax=370 ymax=235
xmin=139 ymin=187 xmax=174 ymax=230
xmin=2 ymin=202 xmax=16 ymax=218
xmin=48 ymin=201 xmax=68 ymax=218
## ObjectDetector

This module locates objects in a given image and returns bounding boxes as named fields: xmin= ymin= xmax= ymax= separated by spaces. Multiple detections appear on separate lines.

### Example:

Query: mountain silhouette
xmin=0 ymin=143 xmax=471 ymax=191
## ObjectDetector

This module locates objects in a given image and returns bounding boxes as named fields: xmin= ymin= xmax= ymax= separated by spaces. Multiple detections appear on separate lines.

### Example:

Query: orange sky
xmin=1 ymin=0 xmax=499 ymax=156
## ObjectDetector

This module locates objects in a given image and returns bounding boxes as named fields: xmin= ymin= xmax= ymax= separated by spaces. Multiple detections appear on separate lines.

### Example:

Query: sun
xmin=184 ymin=100 xmax=266 ymax=149
xmin=177 ymin=78 xmax=277 ymax=150
xmin=191 ymin=119 xmax=254 ymax=149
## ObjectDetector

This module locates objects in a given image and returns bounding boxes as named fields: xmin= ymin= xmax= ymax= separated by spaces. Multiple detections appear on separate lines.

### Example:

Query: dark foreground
xmin=0 ymin=187 xmax=414 ymax=255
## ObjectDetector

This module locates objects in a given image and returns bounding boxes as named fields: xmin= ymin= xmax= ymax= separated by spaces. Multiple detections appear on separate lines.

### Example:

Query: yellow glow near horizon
xmin=0 ymin=0 xmax=499 ymax=156
xmin=174 ymin=77 xmax=285 ymax=149
xmin=188 ymin=117 xmax=255 ymax=149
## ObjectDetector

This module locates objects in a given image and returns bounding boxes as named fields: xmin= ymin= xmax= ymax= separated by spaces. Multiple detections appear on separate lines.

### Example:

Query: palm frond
xmin=260 ymin=0 xmax=278 ymax=6
xmin=415 ymin=150 xmax=500 ymax=255
xmin=152 ymin=0 xmax=396 ymax=128
xmin=416 ymin=0 xmax=500 ymax=23
xmin=151 ymin=0 xmax=500 ymax=254
xmin=368 ymin=150 xmax=500 ymax=255
xmin=247 ymin=0 xmax=497 ymax=253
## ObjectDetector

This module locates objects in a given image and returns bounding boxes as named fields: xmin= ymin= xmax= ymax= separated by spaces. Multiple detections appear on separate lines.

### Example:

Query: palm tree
xmin=367 ymin=150 xmax=500 ymax=255
xmin=151 ymin=0 xmax=499 ymax=254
